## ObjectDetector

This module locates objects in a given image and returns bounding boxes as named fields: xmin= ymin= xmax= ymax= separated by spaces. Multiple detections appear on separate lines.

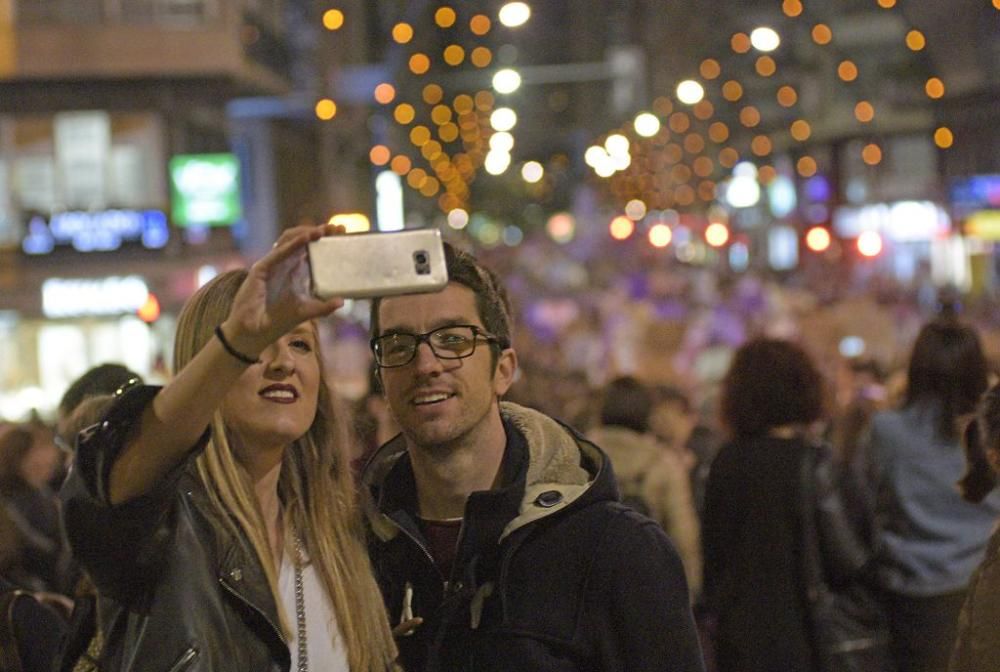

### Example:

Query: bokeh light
xmin=730 ymin=32 xmax=751 ymax=53
xmin=648 ymin=223 xmax=673 ymax=248
xmin=750 ymin=27 xmax=781 ymax=52
xmin=934 ymin=126 xmax=954 ymax=149
xmin=471 ymin=47 xmax=493 ymax=68
xmin=855 ymin=101 xmax=875 ymax=123
xmin=434 ymin=7 xmax=457 ymax=28
xmin=805 ymin=226 xmax=831 ymax=252
xmin=812 ymin=24 xmax=833 ymax=45
xmin=392 ymin=22 xmax=413 ymax=44
xmin=498 ymin=2 xmax=531 ymax=27
xmin=790 ymin=119 xmax=811 ymax=141
xmin=609 ymin=215 xmax=635 ymax=240
xmin=394 ymin=103 xmax=415 ymax=124
xmin=369 ymin=145 xmax=390 ymax=166
xmin=857 ymin=231 xmax=883 ymax=257
xmin=634 ymin=112 xmax=661 ymax=137
xmin=470 ymin=15 xmax=492 ymax=35
xmin=315 ymin=98 xmax=337 ymax=120
xmin=323 ymin=9 xmax=344 ymax=31
xmin=838 ymin=60 xmax=858 ymax=82
xmin=676 ymin=80 xmax=705 ymax=105
xmin=906 ymin=30 xmax=926 ymax=51
xmin=373 ymin=83 xmax=395 ymax=105
xmin=925 ymin=77 xmax=945 ymax=99
xmin=493 ymin=69 xmax=522 ymax=94
xmin=409 ymin=53 xmax=431 ymax=75
xmin=777 ymin=85 xmax=798 ymax=107
xmin=443 ymin=45 xmax=465 ymax=66
xmin=700 ymin=59 xmax=721 ymax=80
xmin=521 ymin=161 xmax=544 ymax=183
xmin=862 ymin=143 xmax=882 ymax=165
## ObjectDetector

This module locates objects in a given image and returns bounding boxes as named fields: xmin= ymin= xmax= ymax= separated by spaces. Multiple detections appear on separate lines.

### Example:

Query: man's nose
xmin=412 ymin=341 xmax=444 ymax=374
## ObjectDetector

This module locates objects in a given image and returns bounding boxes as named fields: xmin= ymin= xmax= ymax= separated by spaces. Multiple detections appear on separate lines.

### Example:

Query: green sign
xmin=169 ymin=153 xmax=241 ymax=227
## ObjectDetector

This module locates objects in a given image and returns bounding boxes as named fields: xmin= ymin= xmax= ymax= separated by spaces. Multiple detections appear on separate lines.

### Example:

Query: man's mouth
xmin=412 ymin=392 xmax=454 ymax=406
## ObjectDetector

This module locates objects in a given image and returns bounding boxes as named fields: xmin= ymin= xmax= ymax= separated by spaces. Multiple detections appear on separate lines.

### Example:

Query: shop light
xmin=498 ymin=2 xmax=531 ymax=27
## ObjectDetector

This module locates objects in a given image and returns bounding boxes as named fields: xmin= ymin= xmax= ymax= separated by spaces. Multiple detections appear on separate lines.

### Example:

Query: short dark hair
xmin=58 ymin=364 xmax=143 ymax=418
xmin=721 ymin=338 xmax=824 ymax=438
xmin=370 ymin=241 xmax=513 ymax=354
xmin=905 ymin=318 xmax=988 ymax=439
xmin=600 ymin=376 xmax=652 ymax=433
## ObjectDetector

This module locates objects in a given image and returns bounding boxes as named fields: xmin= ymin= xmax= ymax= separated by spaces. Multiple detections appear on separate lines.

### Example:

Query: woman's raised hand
xmin=222 ymin=224 xmax=345 ymax=357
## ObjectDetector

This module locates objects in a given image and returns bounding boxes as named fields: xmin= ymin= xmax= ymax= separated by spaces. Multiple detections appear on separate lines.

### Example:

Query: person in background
xmin=589 ymin=376 xmax=702 ymax=597
xmin=649 ymin=384 xmax=718 ymax=517
xmin=363 ymin=243 xmax=704 ymax=671
xmin=55 ymin=364 xmax=142 ymax=449
xmin=865 ymin=318 xmax=1000 ymax=672
xmin=950 ymin=383 xmax=1000 ymax=671
xmin=702 ymin=337 xmax=866 ymax=672
xmin=0 ymin=425 xmax=67 ymax=594
xmin=61 ymin=224 xmax=398 ymax=671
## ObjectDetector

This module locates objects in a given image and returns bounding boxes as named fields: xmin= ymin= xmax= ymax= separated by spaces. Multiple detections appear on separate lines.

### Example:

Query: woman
xmin=866 ymin=318 xmax=1000 ymax=672
xmin=702 ymin=337 xmax=869 ymax=672
xmin=950 ymin=383 xmax=1000 ymax=671
xmin=61 ymin=225 xmax=397 ymax=671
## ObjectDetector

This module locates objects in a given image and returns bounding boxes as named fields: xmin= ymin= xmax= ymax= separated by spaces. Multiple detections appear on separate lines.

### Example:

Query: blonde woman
xmin=61 ymin=225 xmax=397 ymax=671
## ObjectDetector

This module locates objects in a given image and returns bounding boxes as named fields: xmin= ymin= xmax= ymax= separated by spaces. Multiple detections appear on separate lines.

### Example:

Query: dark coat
xmin=703 ymin=436 xmax=816 ymax=672
xmin=950 ymin=525 xmax=1000 ymax=672
xmin=60 ymin=385 xmax=291 ymax=672
xmin=363 ymin=402 xmax=705 ymax=672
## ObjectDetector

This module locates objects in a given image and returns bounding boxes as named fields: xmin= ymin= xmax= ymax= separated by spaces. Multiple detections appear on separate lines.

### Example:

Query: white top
xmin=278 ymin=551 xmax=350 ymax=672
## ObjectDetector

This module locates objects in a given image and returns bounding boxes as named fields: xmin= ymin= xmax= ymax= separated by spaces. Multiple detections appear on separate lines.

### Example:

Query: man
xmin=363 ymin=243 xmax=704 ymax=672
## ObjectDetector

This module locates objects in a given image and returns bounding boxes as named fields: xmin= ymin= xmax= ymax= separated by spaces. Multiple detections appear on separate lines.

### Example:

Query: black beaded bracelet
xmin=214 ymin=325 xmax=261 ymax=365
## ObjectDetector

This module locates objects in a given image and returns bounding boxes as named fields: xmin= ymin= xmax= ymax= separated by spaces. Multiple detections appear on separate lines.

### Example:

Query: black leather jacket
xmin=60 ymin=386 xmax=291 ymax=672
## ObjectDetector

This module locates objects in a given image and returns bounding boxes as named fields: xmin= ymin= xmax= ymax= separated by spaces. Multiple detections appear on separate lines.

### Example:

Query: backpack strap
xmin=0 ymin=589 xmax=28 ymax=672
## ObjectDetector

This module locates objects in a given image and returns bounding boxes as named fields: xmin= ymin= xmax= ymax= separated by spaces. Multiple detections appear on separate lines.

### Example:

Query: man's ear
xmin=493 ymin=348 xmax=518 ymax=397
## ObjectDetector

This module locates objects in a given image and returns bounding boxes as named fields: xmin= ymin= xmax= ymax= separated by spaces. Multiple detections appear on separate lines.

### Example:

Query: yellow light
xmin=327 ymin=213 xmax=371 ymax=233
xmin=719 ymin=147 xmax=739 ymax=168
xmin=782 ymin=0 xmax=803 ymax=17
xmin=906 ymin=30 xmax=926 ymax=51
xmin=322 ymin=9 xmax=345 ymax=31
xmin=434 ymin=7 xmax=457 ymax=28
xmin=693 ymin=100 xmax=714 ymax=120
xmin=857 ymin=231 xmax=883 ymax=257
xmin=731 ymin=32 xmax=751 ymax=54
xmin=669 ymin=112 xmax=691 ymax=133
xmin=410 ymin=126 xmax=431 ymax=146
xmin=369 ymin=145 xmax=390 ymax=166
xmin=790 ymin=119 xmax=811 ymax=141
xmin=392 ymin=22 xmax=413 ymax=44
xmin=409 ymin=53 xmax=431 ymax=75
xmin=394 ymin=103 xmax=416 ymax=125
xmin=876 ymin=0 xmax=896 ymax=7
xmin=755 ymin=56 xmax=776 ymax=77
xmin=439 ymin=122 xmax=460 ymax=143
xmin=708 ymin=122 xmax=730 ymax=143
xmin=751 ymin=135 xmax=772 ymax=156
xmin=315 ymin=98 xmax=337 ymax=120
xmin=812 ymin=24 xmax=833 ymax=45
xmin=431 ymin=104 xmax=452 ymax=125
xmin=934 ymin=126 xmax=954 ymax=149
xmin=648 ymin=223 xmax=672 ymax=248
xmin=373 ymin=83 xmax=396 ymax=105
xmin=653 ymin=97 xmax=674 ymax=115
xmin=421 ymin=84 xmax=442 ymax=104
xmin=838 ymin=60 xmax=858 ymax=82
xmin=862 ymin=143 xmax=882 ymax=165
xmin=722 ymin=80 xmax=743 ymax=102
xmin=470 ymin=14 xmax=491 ymax=35
xmin=609 ymin=215 xmax=635 ymax=240
xmin=471 ymin=46 xmax=493 ymax=68
xmin=137 ymin=293 xmax=160 ymax=323
xmin=758 ymin=165 xmax=777 ymax=184
xmin=855 ymin=101 xmax=875 ymax=123
xmin=705 ymin=223 xmax=730 ymax=247
xmin=390 ymin=155 xmax=411 ymax=175
xmin=443 ymin=44 xmax=465 ymax=66
xmin=796 ymin=156 xmax=817 ymax=177
xmin=739 ymin=106 xmax=761 ymax=128
xmin=777 ymin=85 xmax=798 ymax=107
xmin=684 ymin=133 xmax=705 ymax=154
xmin=453 ymin=94 xmax=474 ymax=114
xmin=700 ymin=59 xmax=721 ymax=80
xmin=698 ymin=180 xmax=717 ymax=201
xmin=420 ymin=177 xmax=440 ymax=197
xmin=676 ymin=185 xmax=695 ymax=206
xmin=806 ymin=227 xmax=831 ymax=252
xmin=925 ymin=77 xmax=945 ymax=99
xmin=421 ymin=140 xmax=443 ymax=161
xmin=406 ymin=168 xmax=428 ymax=189
xmin=693 ymin=156 xmax=714 ymax=177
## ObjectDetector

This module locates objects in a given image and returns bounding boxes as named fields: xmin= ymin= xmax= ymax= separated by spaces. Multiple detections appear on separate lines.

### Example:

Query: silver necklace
xmin=293 ymin=535 xmax=308 ymax=672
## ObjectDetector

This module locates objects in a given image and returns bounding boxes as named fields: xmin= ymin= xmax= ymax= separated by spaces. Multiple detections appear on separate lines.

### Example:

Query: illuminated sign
xmin=42 ymin=276 xmax=150 ymax=318
xmin=21 ymin=209 xmax=169 ymax=254
xmin=170 ymin=153 xmax=242 ymax=227
xmin=965 ymin=211 xmax=1000 ymax=241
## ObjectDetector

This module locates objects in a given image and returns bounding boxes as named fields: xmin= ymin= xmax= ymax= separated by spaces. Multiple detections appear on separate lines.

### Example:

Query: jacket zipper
xmin=166 ymin=647 xmax=198 ymax=672
xmin=218 ymin=577 xmax=287 ymax=647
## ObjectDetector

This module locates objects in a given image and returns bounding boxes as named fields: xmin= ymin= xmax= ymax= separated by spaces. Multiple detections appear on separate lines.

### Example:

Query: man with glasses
xmin=363 ymin=243 xmax=704 ymax=672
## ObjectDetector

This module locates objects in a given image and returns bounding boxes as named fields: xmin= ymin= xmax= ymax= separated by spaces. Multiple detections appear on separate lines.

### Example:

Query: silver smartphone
xmin=307 ymin=228 xmax=449 ymax=299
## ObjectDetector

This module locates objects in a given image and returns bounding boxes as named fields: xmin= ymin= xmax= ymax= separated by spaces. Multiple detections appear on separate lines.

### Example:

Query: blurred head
xmin=599 ymin=376 xmax=652 ymax=434
xmin=721 ymin=338 xmax=825 ymax=439
xmin=0 ymin=426 xmax=60 ymax=491
xmin=649 ymin=385 xmax=697 ymax=448
xmin=958 ymin=384 xmax=1000 ymax=503
xmin=905 ymin=318 xmax=988 ymax=438
xmin=175 ymin=270 xmax=324 ymax=460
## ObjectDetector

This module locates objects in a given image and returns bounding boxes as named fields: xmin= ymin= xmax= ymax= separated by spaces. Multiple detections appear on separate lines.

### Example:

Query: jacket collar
xmin=363 ymin=402 xmax=616 ymax=542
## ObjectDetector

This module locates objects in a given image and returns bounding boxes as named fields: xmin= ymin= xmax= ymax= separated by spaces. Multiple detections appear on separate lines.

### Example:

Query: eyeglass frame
xmin=370 ymin=324 xmax=506 ymax=369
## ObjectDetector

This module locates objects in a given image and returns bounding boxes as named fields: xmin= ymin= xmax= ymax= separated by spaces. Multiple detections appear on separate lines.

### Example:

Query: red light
xmin=138 ymin=293 xmax=161 ymax=323
xmin=805 ymin=226 xmax=831 ymax=252
xmin=857 ymin=231 xmax=882 ymax=257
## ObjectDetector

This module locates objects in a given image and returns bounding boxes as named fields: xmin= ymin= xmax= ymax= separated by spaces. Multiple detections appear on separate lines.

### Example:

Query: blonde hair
xmin=173 ymin=270 xmax=396 ymax=671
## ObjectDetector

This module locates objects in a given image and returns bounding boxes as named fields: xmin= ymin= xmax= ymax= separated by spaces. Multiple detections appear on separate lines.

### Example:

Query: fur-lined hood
xmin=363 ymin=402 xmax=616 ymax=541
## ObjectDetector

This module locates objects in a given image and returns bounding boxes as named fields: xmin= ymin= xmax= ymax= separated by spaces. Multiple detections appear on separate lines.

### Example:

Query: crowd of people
xmin=2 ymin=223 xmax=1000 ymax=672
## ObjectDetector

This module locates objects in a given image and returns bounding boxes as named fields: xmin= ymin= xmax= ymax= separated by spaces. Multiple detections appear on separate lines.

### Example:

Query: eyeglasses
xmin=371 ymin=324 xmax=501 ymax=368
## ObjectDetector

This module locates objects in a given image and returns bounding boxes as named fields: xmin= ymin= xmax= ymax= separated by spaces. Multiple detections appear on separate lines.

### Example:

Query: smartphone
xmin=307 ymin=228 xmax=449 ymax=299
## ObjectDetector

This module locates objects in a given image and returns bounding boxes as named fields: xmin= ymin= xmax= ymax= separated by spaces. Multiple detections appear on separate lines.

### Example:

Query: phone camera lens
xmin=414 ymin=252 xmax=428 ymax=264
